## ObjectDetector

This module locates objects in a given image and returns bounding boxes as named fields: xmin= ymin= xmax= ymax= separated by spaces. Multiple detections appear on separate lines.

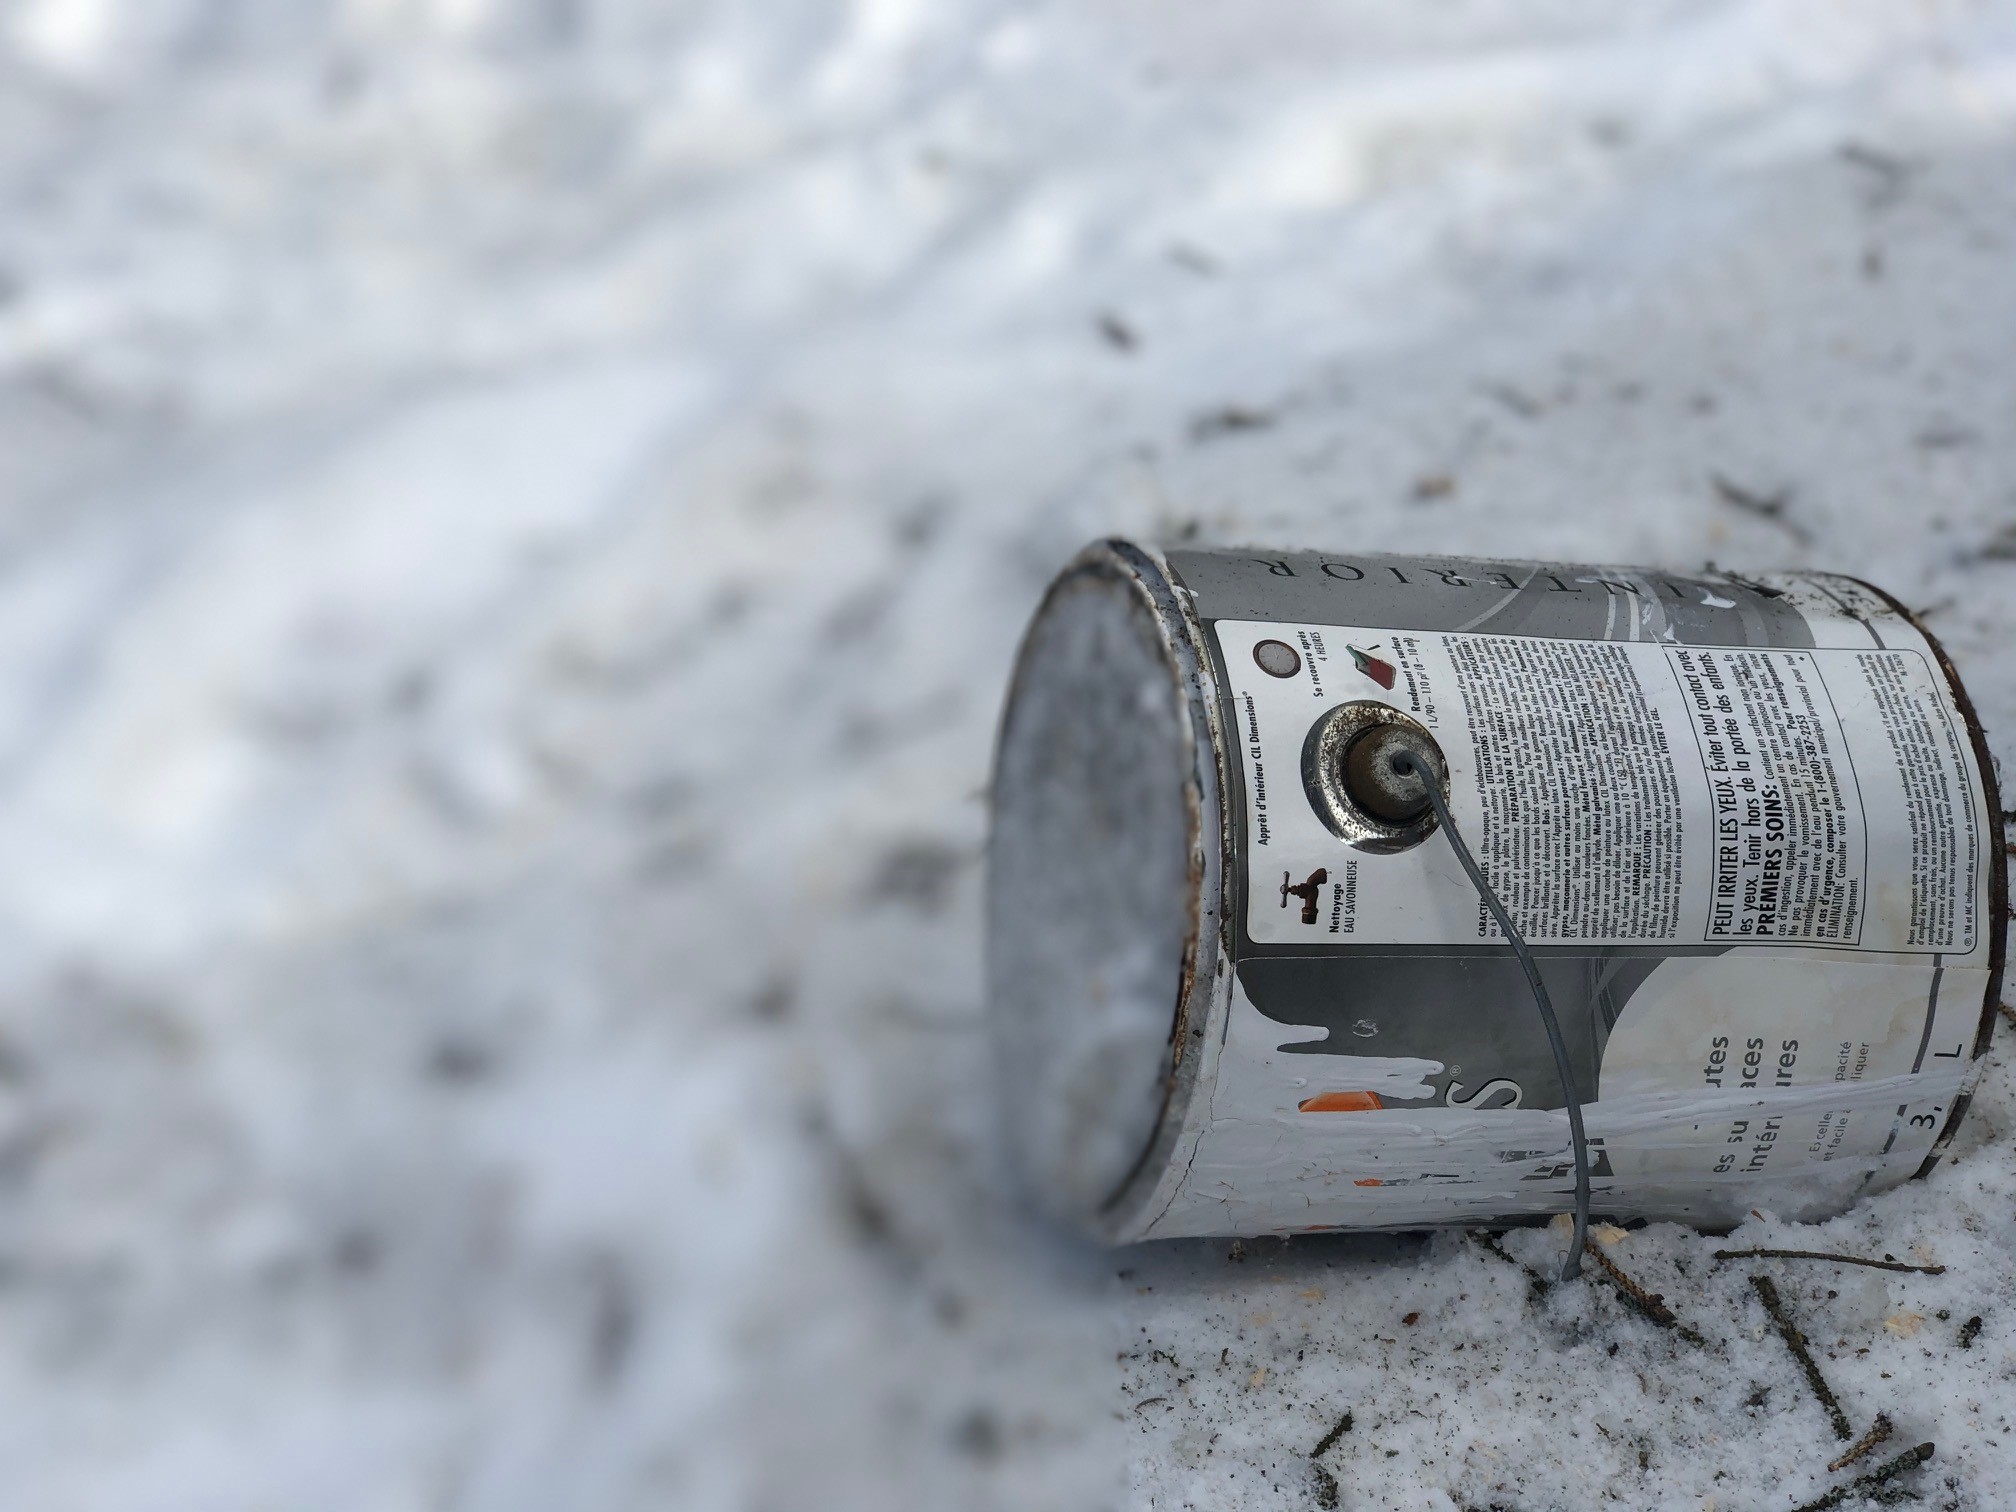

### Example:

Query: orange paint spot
xmin=1353 ymin=1178 xmax=1383 ymax=1188
xmin=1298 ymin=1090 xmax=1384 ymax=1113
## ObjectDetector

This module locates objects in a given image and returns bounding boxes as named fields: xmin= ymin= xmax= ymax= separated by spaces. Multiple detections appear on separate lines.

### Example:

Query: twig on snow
xmin=1752 ymin=1274 xmax=1854 ymax=1441
xmin=1310 ymin=1411 xmax=1354 ymax=1459
xmin=1786 ymin=1442 xmax=1933 ymax=1512
xmin=1470 ymin=1230 xmax=1552 ymax=1298
xmin=1828 ymin=1413 xmax=1894 ymax=1473
xmin=1711 ymin=473 xmax=1810 ymax=543
xmin=1585 ymin=1242 xmax=1707 ymax=1346
xmin=1714 ymin=1248 xmax=1945 ymax=1276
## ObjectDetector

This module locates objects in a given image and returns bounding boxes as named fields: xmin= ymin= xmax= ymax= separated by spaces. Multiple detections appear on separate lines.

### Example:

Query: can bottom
xmin=987 ymin=558 xmax=1198 ymax=1229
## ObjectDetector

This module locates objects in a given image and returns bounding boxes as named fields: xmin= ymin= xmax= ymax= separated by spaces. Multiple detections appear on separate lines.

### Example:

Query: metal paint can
xmin=987 ymin=541 xmax=2004 ymax=1242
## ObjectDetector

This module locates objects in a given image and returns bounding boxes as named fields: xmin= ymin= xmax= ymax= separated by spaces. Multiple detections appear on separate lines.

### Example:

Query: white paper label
xmin=1217 ymin=621 xmax=1983 ymax=957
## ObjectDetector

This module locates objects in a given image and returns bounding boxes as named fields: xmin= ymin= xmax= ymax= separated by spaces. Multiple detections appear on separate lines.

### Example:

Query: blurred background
xmin=0 ymin=3 xmax=2012 ymax=1509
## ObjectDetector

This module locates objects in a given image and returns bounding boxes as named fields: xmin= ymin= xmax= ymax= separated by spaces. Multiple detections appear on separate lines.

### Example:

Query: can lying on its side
xmin=987 ymin=542 xmax=2005 ymax=1242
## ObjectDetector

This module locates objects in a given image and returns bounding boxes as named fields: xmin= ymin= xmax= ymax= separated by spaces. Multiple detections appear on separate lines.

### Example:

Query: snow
xmin=0 ymin=2 xmax=2012 ymax=1509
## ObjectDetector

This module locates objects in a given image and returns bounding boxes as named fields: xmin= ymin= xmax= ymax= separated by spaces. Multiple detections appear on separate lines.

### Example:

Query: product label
xmin=1126 ymin=554 xmax=1994 ymax=1240
xmin=1217 ymin=621 xmax=1976 ymax=956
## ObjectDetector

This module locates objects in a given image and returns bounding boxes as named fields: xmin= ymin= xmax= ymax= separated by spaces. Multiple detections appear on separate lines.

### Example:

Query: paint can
xmin=986 ymin=541 xmax=2004 ymax=1241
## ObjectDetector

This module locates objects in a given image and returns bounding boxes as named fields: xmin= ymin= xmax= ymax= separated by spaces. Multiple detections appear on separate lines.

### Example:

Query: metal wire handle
xmin=1390 ymin=751 xmax=1591 ymax=1281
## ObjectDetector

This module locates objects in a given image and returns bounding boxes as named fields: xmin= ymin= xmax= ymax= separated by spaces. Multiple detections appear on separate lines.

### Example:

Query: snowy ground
xmin=0 ymin=2 xmax=2013 ymax=1509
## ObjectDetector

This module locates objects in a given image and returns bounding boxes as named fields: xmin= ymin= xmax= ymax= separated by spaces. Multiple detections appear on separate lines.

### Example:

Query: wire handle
xmin=1391 ymin=752 xmax=1590 ymax=1281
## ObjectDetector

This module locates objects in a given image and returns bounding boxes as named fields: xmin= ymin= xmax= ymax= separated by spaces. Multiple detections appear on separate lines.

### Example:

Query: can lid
xmin=987 ymin=554 xmax=1201 ymax=1230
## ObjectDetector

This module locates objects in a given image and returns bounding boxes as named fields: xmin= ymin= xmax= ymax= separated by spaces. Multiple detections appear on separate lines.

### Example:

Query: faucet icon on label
xmin=1280 ymin=868 xmax=1327 ymax=925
